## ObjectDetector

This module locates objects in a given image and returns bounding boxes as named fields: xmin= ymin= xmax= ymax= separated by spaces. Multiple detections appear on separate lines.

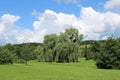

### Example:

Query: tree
xmin=43 ymin=34 xmax=58 ymax=62
xmin=59 ymin=28 xmax=83 ymax=43
xmin=20 ymin=44 xmax=32 ymax=65
xmin=14 ymin=46 xmax=21 ymax=62
xmin=34 ymin=46 xmax=44 ymax=62
xmin=54 ymin=28 xmax=82 ymax=62
xmin=94 ymin=37 xmax=120 ymax=69
xmin=33 ymin=28 xmax=83 ymax=63
xmin=84 ymin=44 xmax=90 ymax=60
xmin=90 ymin=41 xmax=102 ymax=60
xmin=0 ymin=46 xmax=13 ymax=64
xmin=44 ymin=34 xmax=58 ymax=49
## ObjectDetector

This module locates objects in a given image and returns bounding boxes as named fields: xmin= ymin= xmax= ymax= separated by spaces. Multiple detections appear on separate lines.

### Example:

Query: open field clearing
xmin=0 ymin=58 xmax=120 ymax=80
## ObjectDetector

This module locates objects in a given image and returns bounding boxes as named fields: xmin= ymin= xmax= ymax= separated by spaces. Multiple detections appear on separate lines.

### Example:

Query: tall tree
xmin=34 ymin=28 xmax=83 ymax=63
xmin=20 ymin=44 xmax=32 ymax=65
xmin=54 ymin=28 xmax=82 ymax=62
xmin=34 ymin=45 xmax=44 ymax=62
xmin=44 ymin=34 xmax=58 ymax=62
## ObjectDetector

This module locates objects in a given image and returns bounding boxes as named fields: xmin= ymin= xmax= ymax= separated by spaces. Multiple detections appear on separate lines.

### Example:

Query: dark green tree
xmin=90 ymin=41 xmax=102 ymax=60
xmin=20 ymin=44 xmax=32 ymax=65
xmin=0 ymin=46 xmax=13 ymax=64
xmin=94 ymin=37 xmax=120 ymax=69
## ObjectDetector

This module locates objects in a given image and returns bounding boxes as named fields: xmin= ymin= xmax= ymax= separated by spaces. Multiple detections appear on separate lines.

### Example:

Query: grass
xmin=0 ymin=58 xmax=120 ymax=80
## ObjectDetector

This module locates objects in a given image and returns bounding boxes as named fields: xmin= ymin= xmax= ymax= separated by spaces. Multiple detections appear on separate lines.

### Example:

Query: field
xmin=0 ymin=58 xmax=120 ymax=80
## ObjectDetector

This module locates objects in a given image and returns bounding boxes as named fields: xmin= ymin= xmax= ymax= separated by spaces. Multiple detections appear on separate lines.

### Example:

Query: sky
xmin=0 ymin=0 xmax=120 ymax=45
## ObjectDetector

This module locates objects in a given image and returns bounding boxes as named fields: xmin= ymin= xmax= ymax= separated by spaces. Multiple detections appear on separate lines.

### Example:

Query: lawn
xmin=0 ymin=58 xmax=120 ymax=80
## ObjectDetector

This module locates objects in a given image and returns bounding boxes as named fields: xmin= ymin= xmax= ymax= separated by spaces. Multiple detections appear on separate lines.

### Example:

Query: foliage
xmin=54 ymin=42 xmax=79 ymax=62
xmin=84 ymin=44 xmax=94 ymax=60
xmin=19 ymin=44 xmax=33 ymax=65
xmin=35 ymin=28 xmax=83 ymax=62
xmin=0 ymin=28 xmax=83 ymax=64
xmin=1 ymin=27 xmax=120 ymax=70
xmin=91 ymin=37 xmax=120 ymax=69
xmin=34 ymin=46 xmax=44 ymax=62
xmin=0 ymin=46 xmax=13 ymax=64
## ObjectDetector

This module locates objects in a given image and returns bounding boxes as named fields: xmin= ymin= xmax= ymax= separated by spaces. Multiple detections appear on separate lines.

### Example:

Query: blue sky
xmin=0 ymin=0 xmax=120 ymax=45
xmin=0 ymin=0 xmax=106 ymax=28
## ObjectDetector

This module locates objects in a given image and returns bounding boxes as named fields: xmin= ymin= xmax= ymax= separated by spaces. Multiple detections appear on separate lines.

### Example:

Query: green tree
xmin=14 ymin=46 xmax=21 ymax=62
xmin=44 ymin=34 xmax=58 ymax=49
xmin=84 ymin=44 xmax=89 ymax=60
xmin=43 ymin=34 xmax=58 ymax=62
xmin=54 ymin=28 xmax=82 ymax=62
xmin=0 ymin=46 xmax=13 ymax=64
xmin=20 ymin=44 xmax=32 ymax=65
xmin=34 ymin=45 xmax=44 ymax=62
xmin=59 ymin=28 xmax=83 ymax=43
xmin=94 ymin=37 xmax=120 ymax=69
xmin=90 ymin=41 xmax=102 ymax=60
xmin=34 ymin=28 xmax=83 ymax=63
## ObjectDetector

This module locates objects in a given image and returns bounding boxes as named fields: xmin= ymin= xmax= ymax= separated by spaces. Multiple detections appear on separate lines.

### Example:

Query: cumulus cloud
xmin=33 ymin=10 xmax=77 ymax=34
xmin=0 ymin=14 xmax=46 ymax=45
xmin=15 ymin=29 xmax=46 ymax=43
xmin=104 ymin=0 xmax=120 ymax=9
xmin=0 ymin=14 xmax=20 ymax=33
xmin=79 ymin=7 xmax=120 ymax=39
xmin=0 ymin=14 xmax=20 ymax=44
xmin=1 ymin=7 xmax=120 ymax=45
xmin=33 ymin=7 xmax=120 ymax=40
xmin=1 ymin=14 xmax=20 ymax=23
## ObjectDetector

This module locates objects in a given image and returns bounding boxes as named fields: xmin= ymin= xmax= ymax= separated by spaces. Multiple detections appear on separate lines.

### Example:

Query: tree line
xmin=0 ymin=28 xmax=120 ymax=69
xmin=0 ymin=28 xmax=83 ymax=65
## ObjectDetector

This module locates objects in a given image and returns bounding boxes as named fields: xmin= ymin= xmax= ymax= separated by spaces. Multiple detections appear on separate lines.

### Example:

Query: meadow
xmin=0 ymin=58 xmax=120 ymax=80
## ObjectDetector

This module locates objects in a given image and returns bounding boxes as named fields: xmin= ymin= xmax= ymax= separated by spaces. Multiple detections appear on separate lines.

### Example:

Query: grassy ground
xmin=0 ymin=58 xmax=120 ymax=80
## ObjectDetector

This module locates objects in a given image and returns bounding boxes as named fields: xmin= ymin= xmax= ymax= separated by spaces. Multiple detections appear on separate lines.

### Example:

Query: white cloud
xmin=15 ymin=29 xmax=46 ymax=43
xmin=104 ymin=0 xmax=120 ymax=9
xmin=33 ymin=7 xmax=120 ymax=40
xmin=0 ymin=14 xmax=20 ymax=34
xmin=79 ymin=7 xmax=120 ymax=39
xmin=1 ymin=14 xmax=20 ymax=23
xmin=0 ymin=14 xmax=20 ymax=45
xmin=0 ymin=14 xmax=46 ymax=45
xmin=33 ymin=9 xmax=78 ymax=35
xmin=1 ymin=7 xmax=120 ymax=45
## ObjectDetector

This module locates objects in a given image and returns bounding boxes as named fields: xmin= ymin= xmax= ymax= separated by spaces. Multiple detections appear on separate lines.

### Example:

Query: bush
xmin=94 ymin=37 xmax=120 ymax=69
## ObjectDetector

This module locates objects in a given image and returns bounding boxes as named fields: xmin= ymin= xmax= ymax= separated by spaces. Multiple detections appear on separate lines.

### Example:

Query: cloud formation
xmin=1 ymin=7 xmax=120 ymax=45
xmin=33 ymin=7 xmax=120 ymax=40
xmin=0 ymin=14 xmax=46 ymax=45
xmin=0 ymin=14 xmax=20 ymax=45
xmin=104 ymin=0 xmax=120 ymax=9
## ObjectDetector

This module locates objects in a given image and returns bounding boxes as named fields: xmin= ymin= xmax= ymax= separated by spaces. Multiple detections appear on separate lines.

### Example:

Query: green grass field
xmin=0 ymin=58 xmax=120 ymax=80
